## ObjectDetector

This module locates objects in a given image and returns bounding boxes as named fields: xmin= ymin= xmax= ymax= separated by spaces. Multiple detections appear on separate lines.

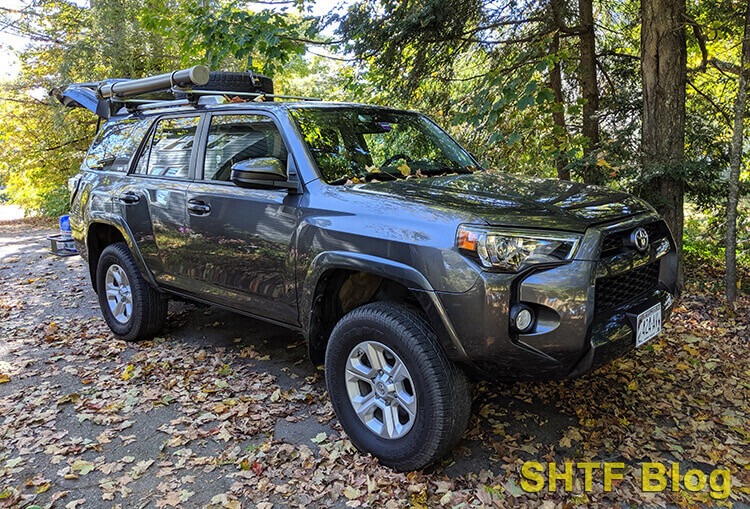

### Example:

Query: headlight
xmin=456 ymin=226 xmax=581 ymax=272
xmin=67 ymin=175 xmax=81 ymax=193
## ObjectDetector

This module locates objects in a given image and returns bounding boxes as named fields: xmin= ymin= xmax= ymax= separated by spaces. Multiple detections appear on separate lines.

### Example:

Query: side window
xmin=83 ymin=118 xmax=150 ymax=172
xmin=134 ymin=116 xmax=200 ymax=179
xmin=202 ymin=114 xmax=288 ymax=182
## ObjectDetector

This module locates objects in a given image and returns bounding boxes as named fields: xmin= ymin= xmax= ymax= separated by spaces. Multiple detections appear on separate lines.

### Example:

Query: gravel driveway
xmin=1 ymin=219 xmax=748 ymax=508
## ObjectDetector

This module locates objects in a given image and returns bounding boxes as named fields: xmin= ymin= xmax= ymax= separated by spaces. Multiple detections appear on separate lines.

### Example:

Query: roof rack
xmin=50 ymin=66 xmax=322 ymax=119
xmin=118 ymin=89 xmax=322 ymax=113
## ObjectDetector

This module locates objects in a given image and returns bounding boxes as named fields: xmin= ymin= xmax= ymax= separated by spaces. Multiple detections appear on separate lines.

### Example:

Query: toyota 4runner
xmin=60 ymin=70 xmax=678 ymax=470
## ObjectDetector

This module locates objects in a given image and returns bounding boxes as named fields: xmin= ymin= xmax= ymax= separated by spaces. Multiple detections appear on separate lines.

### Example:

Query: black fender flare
xmin=301 ymin=251 xmax=468 ymax=360
xmin=86 ymin=212 xmax=158 ymax=290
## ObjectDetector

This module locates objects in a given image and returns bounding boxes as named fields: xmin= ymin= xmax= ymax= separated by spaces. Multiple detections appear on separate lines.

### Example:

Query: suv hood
xmin=350 ymin=172 xmax=652 ymax=232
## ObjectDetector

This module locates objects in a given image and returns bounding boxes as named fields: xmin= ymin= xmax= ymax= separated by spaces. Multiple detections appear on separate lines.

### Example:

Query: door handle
xmin=187 ymin=199 xmax=211 ymax=215
xmin=118 ymin=191 xmax=140 ymax=204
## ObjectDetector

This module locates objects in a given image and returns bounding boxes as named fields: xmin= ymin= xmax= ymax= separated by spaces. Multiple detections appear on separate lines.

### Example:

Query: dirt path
xmin=0 ymin=219 xmax=748 ymax=508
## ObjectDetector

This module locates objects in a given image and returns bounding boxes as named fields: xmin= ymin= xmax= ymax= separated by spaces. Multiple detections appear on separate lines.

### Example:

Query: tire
xmin=96 ymin=242 xmax=167 ymax=342
xmin=174 ymin=71 xmax=274 ymax=100
xmin=325 ymin=302 xmax=471 ymax=470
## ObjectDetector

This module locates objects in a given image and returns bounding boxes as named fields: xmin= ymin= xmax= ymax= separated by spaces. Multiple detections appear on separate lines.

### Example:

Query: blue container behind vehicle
xmin=59 ymin=214 xmax=72 ymax=239
xmin=48 ymin=214 xmax=77 ymax=256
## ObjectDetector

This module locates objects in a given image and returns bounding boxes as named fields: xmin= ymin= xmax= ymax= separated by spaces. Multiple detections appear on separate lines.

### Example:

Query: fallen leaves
xmin=70 ymin=460 xmax=95 ymax=476
xmin=311 ymin=432 xmax=327 ymax=444
xmin=1 ymin=221 xmax=749 ymax=508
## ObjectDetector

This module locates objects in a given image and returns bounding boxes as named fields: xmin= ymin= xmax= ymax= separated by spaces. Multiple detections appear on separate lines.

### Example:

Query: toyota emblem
xmin=631 ymin=227 xmax=649 ymax=252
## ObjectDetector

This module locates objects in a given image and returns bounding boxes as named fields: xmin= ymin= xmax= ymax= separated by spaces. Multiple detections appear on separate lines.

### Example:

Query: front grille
xmin=594 ymin=262 xmax=660 ymax=312
xmin=600 ymin=220 xmax=668 ymax=257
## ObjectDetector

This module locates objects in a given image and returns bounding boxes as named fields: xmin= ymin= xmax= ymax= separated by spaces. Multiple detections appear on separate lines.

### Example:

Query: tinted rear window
xmin=133 ymin=116 xmax=200 ymax=179
xmin=83 ymin=118 xmax=151 ymax=172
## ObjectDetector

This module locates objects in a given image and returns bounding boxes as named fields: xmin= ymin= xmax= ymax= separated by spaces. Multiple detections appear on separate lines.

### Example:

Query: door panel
xmin=121 ymin=180 xmax=190 ymax=289
xmin=121 ymin=115 xmax=200 ymax=290
xmin=184 ymin=183 xmax=299 ymax=323
xmin=183 ymin=112 xmax=299 ymax=324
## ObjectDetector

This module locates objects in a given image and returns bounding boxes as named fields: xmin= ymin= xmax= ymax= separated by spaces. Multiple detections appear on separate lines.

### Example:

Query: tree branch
xmin=596 ymin=60 xmax=617 ymax=97
xmin=0 ymin=96 xmax=45 ymax=105
xmin=686 ymin=80 xmax=732 ymax=125
xmin=690 ymin=19 xmax=709 ymax=69
xmin=709 ymin=57 xmax=742 ymax=75
xmin=597 ymin=50 xmax=639 ymax=60
xmin=39 ymin=137 xmax=89 ymax=152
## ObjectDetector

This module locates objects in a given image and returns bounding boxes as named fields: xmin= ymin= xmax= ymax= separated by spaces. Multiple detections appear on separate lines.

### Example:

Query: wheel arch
xmin=302 ymin=251 xmax=468 ymax=365
xmin=86 ymin=213 xmax=156 ymax=292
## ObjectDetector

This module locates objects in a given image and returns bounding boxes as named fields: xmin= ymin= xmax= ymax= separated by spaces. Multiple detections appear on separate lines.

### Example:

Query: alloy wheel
xmin=105 ymin=264 xmax=132 ymax=324
xmin=345 ymin=340 xmax=417 ymax=439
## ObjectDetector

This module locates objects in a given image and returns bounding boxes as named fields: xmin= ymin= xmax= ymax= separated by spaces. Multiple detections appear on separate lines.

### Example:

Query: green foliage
xmin=0 ymin=96 xmax=93 ymax=216
xmin=0 ymin=0 xmax=321 ymax=216
xmin=450 ymin=58 xmax=583 ymax=176
xmin=141 ymin=0 xmax=318 ymax=76
xmin=185 ymin=5 xmax=312 ymax=75
xmin=684 ymin=200 xmax=750 ymax=270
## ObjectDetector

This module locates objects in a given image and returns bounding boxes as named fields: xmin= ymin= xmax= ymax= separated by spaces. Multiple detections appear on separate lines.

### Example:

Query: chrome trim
xmin=595 ymin=237 xmax=670 ymax=278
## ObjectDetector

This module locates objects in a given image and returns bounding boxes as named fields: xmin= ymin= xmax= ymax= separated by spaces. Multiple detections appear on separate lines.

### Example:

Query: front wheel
xmin=96 ymin=242 xmax=167 ymax=342
xmin=325 ymin=302 xmax=471 ymax=470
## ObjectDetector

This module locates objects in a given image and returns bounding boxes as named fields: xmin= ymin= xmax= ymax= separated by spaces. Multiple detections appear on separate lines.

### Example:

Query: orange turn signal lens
xmin=457 ymin=228 xmax=479 ymax=252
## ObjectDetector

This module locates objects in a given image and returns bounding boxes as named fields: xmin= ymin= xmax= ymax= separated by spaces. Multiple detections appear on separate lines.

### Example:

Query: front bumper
xmin=565 ymin=286 xmax=674 ymax=378
xmin=437 ymin=215 xmax=678 ymax=382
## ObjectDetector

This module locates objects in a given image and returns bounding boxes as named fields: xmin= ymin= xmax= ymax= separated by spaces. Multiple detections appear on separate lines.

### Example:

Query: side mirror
xmin=230 ymin=157 xmax=286 ymax=188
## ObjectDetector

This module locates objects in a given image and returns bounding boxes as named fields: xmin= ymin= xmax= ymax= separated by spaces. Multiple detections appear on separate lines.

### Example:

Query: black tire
xmin=174 ymin=71 xmax=274 ymax=100
xmin=325 ymin=302 xmax=471 ymax=471
xmin=96 ymin=242 xmax=167 ymax=342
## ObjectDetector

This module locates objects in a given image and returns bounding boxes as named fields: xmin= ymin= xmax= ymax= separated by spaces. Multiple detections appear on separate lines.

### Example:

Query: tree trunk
xmin=578 ymin=0 xmax=601 ymax=184
xmin=726 ymin=2 xmax=750 ymax=302
xmin=550 ymin=0 xmax=570 ymax=180
xmin=641 ymin=0 xmax=687 ymax=291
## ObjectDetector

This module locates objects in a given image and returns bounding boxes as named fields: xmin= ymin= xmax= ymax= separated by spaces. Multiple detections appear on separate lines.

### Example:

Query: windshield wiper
xmin=418 ymin=166 xmax=473 ymax=176
xmin=329 ymin=169 xmax=404 ymax=185
xmin=363 ymin=170 xmax=400 ymax=182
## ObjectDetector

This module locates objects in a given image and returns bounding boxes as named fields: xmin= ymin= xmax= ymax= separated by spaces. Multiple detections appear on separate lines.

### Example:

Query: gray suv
xmin=67 ymin=92 xmax=677 ymax=470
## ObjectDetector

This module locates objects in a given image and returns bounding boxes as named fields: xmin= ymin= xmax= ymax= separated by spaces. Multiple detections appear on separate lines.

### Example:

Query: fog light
xmin=510 ymin=305 xmax=535 ymax=333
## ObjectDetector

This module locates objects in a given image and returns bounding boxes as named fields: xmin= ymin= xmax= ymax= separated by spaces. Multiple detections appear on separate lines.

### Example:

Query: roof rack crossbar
xmin=118 ymin=89 xmax=323 ymax=113
xmin=111 ymin=89 xmax=322 ymax=113
xmin=133 ymin=99 xmax=192 ymax=112
xmin=177 ymin=89 xmax=322 ymax=101
xmin=114 ymin=98 xmax=163 ymax=104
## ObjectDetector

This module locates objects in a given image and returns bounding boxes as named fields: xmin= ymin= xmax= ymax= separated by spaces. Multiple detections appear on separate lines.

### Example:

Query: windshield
xmin=290 ymin=107 xmax=479 ymax=185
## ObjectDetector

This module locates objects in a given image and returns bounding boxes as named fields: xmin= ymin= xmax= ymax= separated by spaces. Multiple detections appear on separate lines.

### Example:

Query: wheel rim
xmin=105 ymin=264 xmax=132 ymax=324
xmin=345 ymin=340 xmax=417 ymax=439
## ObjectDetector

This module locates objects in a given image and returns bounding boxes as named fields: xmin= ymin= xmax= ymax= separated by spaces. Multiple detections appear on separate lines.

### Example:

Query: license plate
xmin=636 ymin=304 xmax=662 ymax=347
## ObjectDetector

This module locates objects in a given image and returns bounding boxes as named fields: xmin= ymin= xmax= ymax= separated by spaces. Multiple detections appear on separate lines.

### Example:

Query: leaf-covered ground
xmin=0 ymin=219 xmax=748 ymax=508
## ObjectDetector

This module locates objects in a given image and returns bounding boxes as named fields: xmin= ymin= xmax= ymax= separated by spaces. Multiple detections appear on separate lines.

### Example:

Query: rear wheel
xmin=325 ymin=302 xmax=471 ymax=470
xmin=96 ymin=242 xmax=167 ymax=341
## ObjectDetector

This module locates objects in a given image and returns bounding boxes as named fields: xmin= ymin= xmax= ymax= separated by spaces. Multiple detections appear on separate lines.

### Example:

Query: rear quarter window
xmin=83 ymin=117 xmax=151 ymax=172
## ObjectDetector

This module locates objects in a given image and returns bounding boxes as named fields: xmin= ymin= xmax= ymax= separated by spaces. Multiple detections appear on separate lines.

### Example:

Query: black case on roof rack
xmin=49 ymin=66 xmax=319 ymax=119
